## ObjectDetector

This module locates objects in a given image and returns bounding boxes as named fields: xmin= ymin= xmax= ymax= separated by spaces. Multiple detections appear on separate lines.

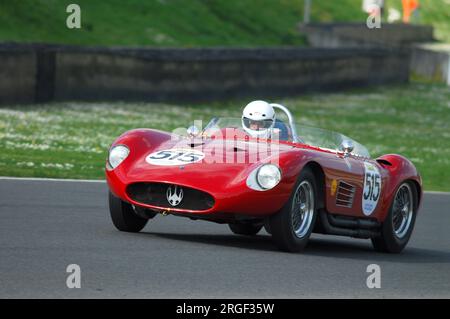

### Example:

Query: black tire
xmin=134 ymin=206 xmax=157 ymax=220
xmin=228 ymin=223 xmax=263 ymax=236
xmin=269 ymin=167 xmax=318 ymax=252
xmin=371 ymin=181 xmax=418 ymax=253
xmin=109 ymin=191 xmax=148 ymax=232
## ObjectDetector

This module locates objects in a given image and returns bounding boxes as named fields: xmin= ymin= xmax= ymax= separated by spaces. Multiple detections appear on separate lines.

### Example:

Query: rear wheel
xmin=109 ymin=191 xmax=149 ymax=232
xmin=371 ymin=181 xmax=418 ymax=253
xmin=269 ymin=168 xmax=318 ymax=252
xmin=228 ymin=223 xmax=263 ymax=236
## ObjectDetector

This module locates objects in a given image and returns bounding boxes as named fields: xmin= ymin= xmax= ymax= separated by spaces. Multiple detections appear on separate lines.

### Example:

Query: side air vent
xmin=376 ymin=159 xmax=392 ymax=166
xmin=336 ymin=181 xmax=356 ymax=208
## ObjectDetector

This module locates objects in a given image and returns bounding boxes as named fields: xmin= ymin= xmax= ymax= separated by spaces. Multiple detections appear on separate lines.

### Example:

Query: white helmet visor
xmin=242 ymin=117 xmax=274 ymax=131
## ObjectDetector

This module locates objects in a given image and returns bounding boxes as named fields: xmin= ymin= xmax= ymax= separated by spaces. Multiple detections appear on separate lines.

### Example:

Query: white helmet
xmin=241 ymin=100 xmax=276 ymax=138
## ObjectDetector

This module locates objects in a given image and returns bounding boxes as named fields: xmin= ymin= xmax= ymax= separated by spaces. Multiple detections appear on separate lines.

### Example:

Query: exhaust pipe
xmin=319 ymin=209 xmax=379 ymax=239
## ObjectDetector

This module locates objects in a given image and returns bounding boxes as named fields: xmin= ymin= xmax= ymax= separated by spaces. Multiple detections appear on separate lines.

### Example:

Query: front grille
xmin=127 ymin=182 xmax=215 ymax=211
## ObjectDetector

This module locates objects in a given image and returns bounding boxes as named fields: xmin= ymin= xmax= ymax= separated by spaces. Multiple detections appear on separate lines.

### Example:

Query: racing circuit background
xmin=0 ymin=0 xmax=450 ymax=298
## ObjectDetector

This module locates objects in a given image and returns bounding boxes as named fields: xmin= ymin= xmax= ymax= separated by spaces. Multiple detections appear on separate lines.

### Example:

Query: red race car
xmin=106 ymin=102 xmax=422 ymax=253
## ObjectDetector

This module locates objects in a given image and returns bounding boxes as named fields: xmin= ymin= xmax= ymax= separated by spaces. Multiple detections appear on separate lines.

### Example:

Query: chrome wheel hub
xmin=392 ymin=183 xmax=414 ymax=239
xmin=292 ymin=180 xmax=315 ymax=238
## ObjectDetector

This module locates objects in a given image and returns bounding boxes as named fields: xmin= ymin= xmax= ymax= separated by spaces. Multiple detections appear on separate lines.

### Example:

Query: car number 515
xmin=362 ymin=162 xmax=382 ymax=216
xmin=146 ymin=149 xmax=205 ymax=166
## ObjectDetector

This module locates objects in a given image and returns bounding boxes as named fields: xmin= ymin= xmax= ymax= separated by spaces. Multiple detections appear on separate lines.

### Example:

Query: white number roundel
xmin=146 ymin=149 xmax=205 ymax=166
xmin=362 ymin=162 xmax=382 ymax=216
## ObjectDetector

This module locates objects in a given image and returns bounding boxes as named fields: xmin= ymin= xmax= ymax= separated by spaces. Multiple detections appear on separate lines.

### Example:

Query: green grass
xmin=0 ymin=0 xmax=449 ymax=47
xmin=1 ymin=83 xmax=449 ymax=191
xmin=0 ymin=0 xmax=307 ymax=47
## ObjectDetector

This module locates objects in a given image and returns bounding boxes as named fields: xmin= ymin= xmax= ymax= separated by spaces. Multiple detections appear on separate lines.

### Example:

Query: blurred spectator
xmin=402 ymin=0 xmax=420 ymax=23
xmin=388 ymin=8 xmax=401 ymax=23
xmin=362 ymin=0 xmax=385 ymax=19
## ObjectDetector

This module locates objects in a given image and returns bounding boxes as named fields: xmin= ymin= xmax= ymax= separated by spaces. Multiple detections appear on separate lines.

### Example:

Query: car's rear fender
xmin=376 ymin=154 xmax=422 ymax=221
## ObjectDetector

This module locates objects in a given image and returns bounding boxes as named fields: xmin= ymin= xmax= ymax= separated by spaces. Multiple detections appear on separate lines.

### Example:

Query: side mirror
xmin=187 ymin=125 xmax=200 ymax=138
xmin=340 ymin=140 xmax=354 ymax=157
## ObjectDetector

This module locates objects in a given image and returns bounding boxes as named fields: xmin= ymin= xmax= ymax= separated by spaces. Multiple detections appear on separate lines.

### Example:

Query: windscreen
xmin=295 ymin=124 xmax=370 ymax=158
xmin=201 ymin=118 xmax=371 ymax=158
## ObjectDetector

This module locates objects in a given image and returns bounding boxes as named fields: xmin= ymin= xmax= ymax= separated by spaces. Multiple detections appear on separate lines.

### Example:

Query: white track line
xmin=424 ymin=191 xmax=450 ymax=195
xmin=0 ymin=176 xmax=450 ymax=195
xmin=0 ymin=176 xmax=105 ymax=183
xmin=0 ymin=176 xmax=449 ymax=195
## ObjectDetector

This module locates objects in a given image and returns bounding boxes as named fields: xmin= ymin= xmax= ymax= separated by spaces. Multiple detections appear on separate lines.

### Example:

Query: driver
xmin=241 ymin=100 xmax=276 ymax=139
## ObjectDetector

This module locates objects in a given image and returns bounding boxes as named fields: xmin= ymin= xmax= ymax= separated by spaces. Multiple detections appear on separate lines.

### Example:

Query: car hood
xmin=118 ymin=130 xmax=295 ymax=195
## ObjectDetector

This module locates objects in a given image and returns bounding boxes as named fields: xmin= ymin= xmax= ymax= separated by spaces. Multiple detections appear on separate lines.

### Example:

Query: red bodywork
xmin=106 ymin=128 xmax=422 ymax=224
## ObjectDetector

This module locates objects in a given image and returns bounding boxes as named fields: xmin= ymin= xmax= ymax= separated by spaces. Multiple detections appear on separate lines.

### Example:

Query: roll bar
xmin=270 ymin=103 xmax=301 ymax=143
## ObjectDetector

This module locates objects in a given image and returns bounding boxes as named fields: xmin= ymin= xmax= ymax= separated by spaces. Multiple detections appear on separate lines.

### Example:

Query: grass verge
xmin=1 ymin=0 xmax=449 ymax=46
xmin=0 ymin=83 xmax=449 ymax=191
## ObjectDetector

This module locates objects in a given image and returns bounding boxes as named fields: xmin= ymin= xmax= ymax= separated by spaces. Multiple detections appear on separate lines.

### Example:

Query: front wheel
xmin=269 ymin=168 xmax=318 ymax=252
xmin=228 ymin=223 xmax=263 ymax=236
xmin=371 ymin=181 xmax=418 ymax=253
xmin=109 ymin=191 xmax=149 ymax=232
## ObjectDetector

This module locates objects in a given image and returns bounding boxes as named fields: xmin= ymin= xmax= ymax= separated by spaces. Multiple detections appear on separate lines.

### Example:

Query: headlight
xmin=108 ymin=145 xmax=129 ymax=169
xmin=256 ymin=164 xmax=281 ymax=190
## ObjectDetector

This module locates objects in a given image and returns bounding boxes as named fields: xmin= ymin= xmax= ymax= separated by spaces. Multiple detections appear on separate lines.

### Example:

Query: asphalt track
xmin=0 ymin=178 xmax=449 ymax=298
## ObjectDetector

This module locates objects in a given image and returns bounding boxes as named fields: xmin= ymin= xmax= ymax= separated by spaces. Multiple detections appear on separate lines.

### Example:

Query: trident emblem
xmin=166 ymin=185 xmax=184 ymax=206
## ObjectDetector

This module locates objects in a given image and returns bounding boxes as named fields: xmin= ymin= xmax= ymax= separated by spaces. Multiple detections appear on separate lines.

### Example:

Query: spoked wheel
xmin=269 ymin=168 xmax=318 ymax=252
xmin=392 ymin=184 xmax=414 ymax=238
xmin=109 ymin=191 xmax=150 ymax=232
xmin=372 ymin=182 xmax=418 ymax=253
xmin=228 ymin=223 xmax=263 ymax=236
xmin=292 ymin=180 xmax=315 ymax=239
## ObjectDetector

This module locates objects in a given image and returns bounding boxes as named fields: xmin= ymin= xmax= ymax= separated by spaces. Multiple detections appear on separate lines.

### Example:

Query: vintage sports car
xmin=106 ymin=103 xmax=422 ymax=253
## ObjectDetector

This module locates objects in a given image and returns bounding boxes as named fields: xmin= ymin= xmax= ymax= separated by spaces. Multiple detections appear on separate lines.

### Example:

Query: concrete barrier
xmin=411 ymin=44 xmax=450 ymax=85
xmin=0 ymin=43 xmax=410 ymax=105
xmin=299 ymin=23 xmax=450 ymax=86
xmin=0 ymin=46 xmax=36 ymax=104
xmin=299 ymin=23 xmax=434 ymax=49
